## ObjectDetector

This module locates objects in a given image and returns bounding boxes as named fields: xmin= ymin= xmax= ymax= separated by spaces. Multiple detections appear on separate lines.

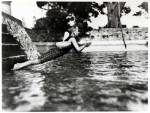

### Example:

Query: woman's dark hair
xmin=66 ymin=15 xmax=75 ymax=22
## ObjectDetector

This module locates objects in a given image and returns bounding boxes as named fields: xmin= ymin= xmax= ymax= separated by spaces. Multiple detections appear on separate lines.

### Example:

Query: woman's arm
xmin=69 ymin=38 xmax=91 ymax=52
xmin=63 ymin=32 xmax=70 ymax=41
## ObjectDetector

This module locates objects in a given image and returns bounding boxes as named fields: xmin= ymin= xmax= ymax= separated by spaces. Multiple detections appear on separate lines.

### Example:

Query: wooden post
xmin=118 ymin=2 xmax=127 ymax=49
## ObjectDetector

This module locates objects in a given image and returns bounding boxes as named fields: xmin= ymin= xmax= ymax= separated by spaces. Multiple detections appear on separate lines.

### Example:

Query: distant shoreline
xmin=33 ymin=39 xmax=148 ymax=52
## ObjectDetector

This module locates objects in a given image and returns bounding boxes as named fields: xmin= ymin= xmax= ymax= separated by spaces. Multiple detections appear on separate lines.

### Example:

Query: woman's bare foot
xmin=12 ymin=63 xmax=23 ymax=70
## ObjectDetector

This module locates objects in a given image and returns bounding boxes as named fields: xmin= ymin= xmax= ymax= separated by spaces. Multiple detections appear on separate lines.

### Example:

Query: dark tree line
xmin=33 ymin=2 xmax=147 ymax=41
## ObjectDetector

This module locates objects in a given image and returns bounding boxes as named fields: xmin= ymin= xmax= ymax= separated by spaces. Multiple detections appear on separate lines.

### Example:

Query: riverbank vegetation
xmin=26 ymin=2 xmax=148 ymax=42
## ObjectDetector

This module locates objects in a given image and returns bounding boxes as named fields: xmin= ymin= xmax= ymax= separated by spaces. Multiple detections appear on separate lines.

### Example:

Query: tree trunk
xmin=106 ymin=2 xmax=125 ymax=28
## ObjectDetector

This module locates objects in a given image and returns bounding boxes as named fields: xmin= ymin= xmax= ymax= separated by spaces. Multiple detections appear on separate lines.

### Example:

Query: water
xmin=2 ymin=50 xmax=148 ymax=111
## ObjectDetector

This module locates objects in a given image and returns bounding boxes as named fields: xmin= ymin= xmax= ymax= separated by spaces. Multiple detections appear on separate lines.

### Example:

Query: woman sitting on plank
xmin=12 ymin=15 xmax=91 ymax=70
xmin=56 ymin=15 xmax=91 ymax=51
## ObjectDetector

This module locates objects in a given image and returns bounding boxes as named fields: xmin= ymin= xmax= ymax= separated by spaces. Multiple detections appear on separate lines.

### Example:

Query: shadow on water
xmin=2 ymin=50 xmax=148 ymax=111
xmin=2 ymin=70 xmax=46 ymax=111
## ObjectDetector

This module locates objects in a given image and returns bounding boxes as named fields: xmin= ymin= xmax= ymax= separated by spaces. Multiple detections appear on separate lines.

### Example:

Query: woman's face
xmin=68 ymin=20 xmax=75 ymax=26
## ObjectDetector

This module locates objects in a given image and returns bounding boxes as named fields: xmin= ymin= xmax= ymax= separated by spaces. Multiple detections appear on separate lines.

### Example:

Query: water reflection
xmin=2 ymin=51 xmax=148 ymax=111
xmin=3 ymin=70 xmax=46 ymax=111
xmin=87 ymin=51 xmax=148 ymax=111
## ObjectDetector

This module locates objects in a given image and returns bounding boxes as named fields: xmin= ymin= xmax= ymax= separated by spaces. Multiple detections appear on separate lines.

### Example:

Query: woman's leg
xmin=56 ymin=41 xmax=71 ymax=49
xmin=12 ymin=59 xmax=40 ymax=70
xmin=68 ymin=38 xmax=90 ymax=52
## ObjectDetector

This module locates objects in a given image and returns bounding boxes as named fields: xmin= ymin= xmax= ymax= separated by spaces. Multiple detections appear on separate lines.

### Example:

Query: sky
xmin=9 ymin=0 xmax=148 ymax=28
xmin=11 ymin=0 xmax=46 ymax=28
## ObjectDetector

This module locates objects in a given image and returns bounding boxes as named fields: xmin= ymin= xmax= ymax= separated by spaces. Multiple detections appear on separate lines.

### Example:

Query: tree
xmin=33 ymin=10 xmax=68 ymax=41
xmin=103 ymin=2 xmax=131 ymax=28
xmin=35 ymin=2 xmax=102 ymax=38
xmin=138 ymin=2 xmax=148 ymax=12
xmin=35 ymin=1 xmax=131 ymax=41
xmin=56 ymin=2 xmax=131 ymax=28
xmin=133 ymin=2 xmax=148 ymax=16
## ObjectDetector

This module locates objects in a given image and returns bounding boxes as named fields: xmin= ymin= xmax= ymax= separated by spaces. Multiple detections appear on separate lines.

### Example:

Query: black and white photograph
xmin=1 ymin=0 xmax=148 ymax=112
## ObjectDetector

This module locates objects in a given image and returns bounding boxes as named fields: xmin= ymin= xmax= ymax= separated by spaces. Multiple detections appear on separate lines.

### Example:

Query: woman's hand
xmin=85 ymin=42 xmax=92 ymax=47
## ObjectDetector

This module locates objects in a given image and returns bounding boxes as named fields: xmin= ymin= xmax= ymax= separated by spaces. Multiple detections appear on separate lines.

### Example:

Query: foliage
xmin=46 ymin=9 xmax=68 ymax=32
xmin=34 ymin=2 xmax=104 ymax=41
xmin=121 ymin=6 xmax=131 ymax=16
xmin=36 ymin=2 xmax=48 ymax=10
xmin=34 ymin=2 xmax=138 ymax=41
xmin=138 ymin=2 xmax=148 ymax=12
xmin=133 ymin=11 xmax=142 ymax=16
xmin=132 ymin=2 xmax=148 ymax=17
xmin=34 ymin=8 xmax=68 ymax=41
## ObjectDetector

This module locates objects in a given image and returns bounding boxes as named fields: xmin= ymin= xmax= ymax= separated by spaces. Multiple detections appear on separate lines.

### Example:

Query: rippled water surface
xmin=2 ymin=50 xmax=148 ymax=111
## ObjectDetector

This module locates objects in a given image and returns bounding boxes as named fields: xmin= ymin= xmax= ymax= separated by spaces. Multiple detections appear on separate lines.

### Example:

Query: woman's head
xmin=66 ymin=14 xmax=76 ymax=27
xmin=68 ymin=20 xmax=75 ymax=26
